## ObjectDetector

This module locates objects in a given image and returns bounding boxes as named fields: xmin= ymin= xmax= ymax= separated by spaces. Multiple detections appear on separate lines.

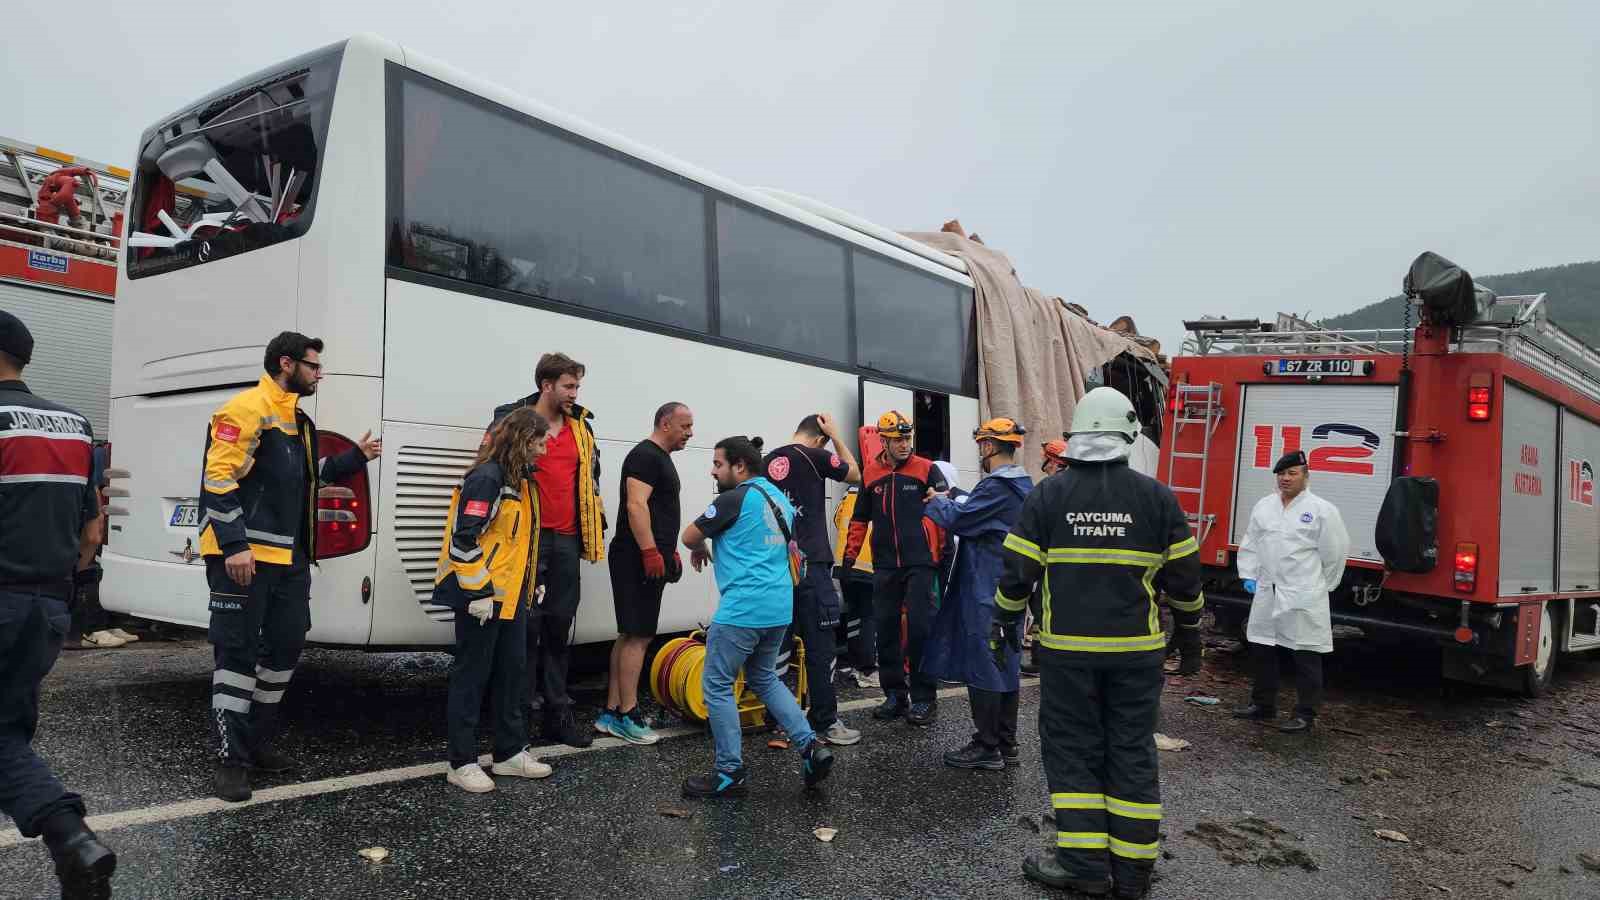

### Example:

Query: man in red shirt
xmin=490 ymin=353 xmax=606 ymax=747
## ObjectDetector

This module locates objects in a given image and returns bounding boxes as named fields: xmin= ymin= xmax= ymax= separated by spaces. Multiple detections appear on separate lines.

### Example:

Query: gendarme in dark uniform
xmin=0 ymin=311 xmax=116 ymax=898
xmin=996 ymin=387 xmax=1205 ymax=900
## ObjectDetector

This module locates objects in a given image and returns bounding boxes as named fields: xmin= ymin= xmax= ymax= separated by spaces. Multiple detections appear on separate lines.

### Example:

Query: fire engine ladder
xmin=1165 ymin=383 xmax=1225 ymax=546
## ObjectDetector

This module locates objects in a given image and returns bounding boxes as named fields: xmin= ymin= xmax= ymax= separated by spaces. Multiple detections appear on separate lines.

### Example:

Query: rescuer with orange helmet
xmin=923 ymin=418 xmax=1034 ymax=770
xmin=841 ymin=410 xmax=950 ymax=725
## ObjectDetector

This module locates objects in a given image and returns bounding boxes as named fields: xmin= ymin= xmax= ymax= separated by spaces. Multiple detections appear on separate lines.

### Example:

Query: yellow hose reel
xmin=650 ymin=630 xmax=809 ymax=730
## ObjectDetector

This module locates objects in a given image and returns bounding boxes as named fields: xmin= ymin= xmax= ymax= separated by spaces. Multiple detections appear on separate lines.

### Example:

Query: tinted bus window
xmin=391 ymin=74 xmax=709 ymax=333
xmin=854 ymin=253 xmax=970 ymax=391
xmin=716 ymin=201 xmax=849 ymax=363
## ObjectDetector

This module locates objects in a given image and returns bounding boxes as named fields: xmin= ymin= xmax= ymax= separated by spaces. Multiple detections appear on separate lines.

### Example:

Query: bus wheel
xmin=1521 ymin=602 xmax=1557 ymax=698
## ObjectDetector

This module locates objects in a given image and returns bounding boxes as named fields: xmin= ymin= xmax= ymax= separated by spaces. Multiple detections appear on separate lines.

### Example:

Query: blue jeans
xmin=703 ymin=622 xmax=815 ymax=773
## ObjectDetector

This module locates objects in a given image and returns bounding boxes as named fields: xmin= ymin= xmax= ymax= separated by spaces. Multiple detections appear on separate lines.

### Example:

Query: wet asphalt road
xmin=3 ymin=631 xmax=1599 ymax=900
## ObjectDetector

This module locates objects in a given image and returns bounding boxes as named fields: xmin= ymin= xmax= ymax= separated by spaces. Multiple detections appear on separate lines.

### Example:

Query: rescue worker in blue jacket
xmin=996 ymin=388 xmax=1205 ymax=899
xmin=923 ymin=418 xmax=1034 ymax=771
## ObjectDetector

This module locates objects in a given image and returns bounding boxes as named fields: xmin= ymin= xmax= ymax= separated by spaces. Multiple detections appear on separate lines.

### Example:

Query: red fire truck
xmin=1160 ymin=253 xmax=1600 ymax=696
xmin=0 ymin=135 xmax=126 ymax=437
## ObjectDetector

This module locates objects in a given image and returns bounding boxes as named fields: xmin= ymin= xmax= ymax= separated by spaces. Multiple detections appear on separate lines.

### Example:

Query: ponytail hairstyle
xmin=715 ymin=435 xmax=765 ymax=476
xmin=477 ymin=406 xmax=550 ymax=485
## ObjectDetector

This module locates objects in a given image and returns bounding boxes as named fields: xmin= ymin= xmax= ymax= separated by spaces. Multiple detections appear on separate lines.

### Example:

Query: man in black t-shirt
xmin=601 ymin=402 xmax=693 ymax=745
xmin=764 ymin=413 xmax=861 ymax=745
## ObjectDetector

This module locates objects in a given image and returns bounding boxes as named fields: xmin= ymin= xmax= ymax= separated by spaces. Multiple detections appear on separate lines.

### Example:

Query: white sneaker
xmin=447 ymin=763 xmax=495 ymax=793
xmin=822 ymin=720 xmax=862 ymax=746
xmin=490 ymin=750 xmax=553 ymax=780
xmin=109 ymin=628 xmax=141 ymax=643
xmin=82 ymin=631 xmax=127 ymax=648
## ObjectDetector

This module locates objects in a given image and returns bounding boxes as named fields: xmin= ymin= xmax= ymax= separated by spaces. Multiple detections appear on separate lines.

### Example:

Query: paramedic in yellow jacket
xmin=437 ymin=407 xmax=557 ymax=792
xmin=832 ymin=489 xmax=878 ymax=685
xmin=198 ymin=332 xmax=380 ymax=803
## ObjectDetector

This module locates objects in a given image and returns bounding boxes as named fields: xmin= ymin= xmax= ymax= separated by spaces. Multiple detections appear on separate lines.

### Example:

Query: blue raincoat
xmin=922 ymin=464 xmax=1034 ymax=693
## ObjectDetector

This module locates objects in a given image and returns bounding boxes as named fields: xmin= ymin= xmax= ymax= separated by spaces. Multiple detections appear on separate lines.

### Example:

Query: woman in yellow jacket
xmin=435 ymin=407 xmax=553 ymax=793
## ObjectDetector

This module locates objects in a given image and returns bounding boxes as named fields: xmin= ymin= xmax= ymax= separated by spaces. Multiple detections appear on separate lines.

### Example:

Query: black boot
xmin=873 ymin=694 xmax=909 ymax=720
xmin=1231 ymin=703 xmax=1276 ymax=720
xmin=48 ymin=828 xmax=116 ymax=900
xmin=1022 ymin=854 xmax=1111 ymax=895
xmin=943 ymin=741 xmax=1005 ymax=771
xmin=252 ymin=745 xmax=298 ymax=773
xmin=544 ymin=706 xmax=594 ymax=748
xmin=213 ymin=764 xmax=251 ymax=803
xmin=1114 ymin=873 xmax=1153 ymax=899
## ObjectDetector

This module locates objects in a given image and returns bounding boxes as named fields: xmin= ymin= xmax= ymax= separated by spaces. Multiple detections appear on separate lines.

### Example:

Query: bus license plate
xmin=1271 ymin=358 xmax=1372 ymax=377
xmin=170 ymin=504 xmax=200 ymax=527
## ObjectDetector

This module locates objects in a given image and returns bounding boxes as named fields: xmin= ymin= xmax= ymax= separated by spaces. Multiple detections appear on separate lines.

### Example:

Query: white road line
xmin=0 ymin=681 xmax=1035 ymax=848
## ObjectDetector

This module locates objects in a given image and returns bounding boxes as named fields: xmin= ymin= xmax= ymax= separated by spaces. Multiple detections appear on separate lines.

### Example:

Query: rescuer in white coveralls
xmin=1231 ymin=450 xmax=1350 ymax=734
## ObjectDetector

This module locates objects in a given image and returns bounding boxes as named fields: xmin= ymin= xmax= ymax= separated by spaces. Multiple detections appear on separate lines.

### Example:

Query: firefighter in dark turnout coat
xmin=996 ymin=388 xmax=1205 ymax=899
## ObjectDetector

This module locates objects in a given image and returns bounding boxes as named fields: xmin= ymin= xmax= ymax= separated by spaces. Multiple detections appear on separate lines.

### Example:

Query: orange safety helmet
xmin=1041 ymin=439 xmax=1069 ymax=467
xmin=876 ymin=410 xmax=914 ymax=437
xmin=973 ymin=417 xmax=1026 ymax=446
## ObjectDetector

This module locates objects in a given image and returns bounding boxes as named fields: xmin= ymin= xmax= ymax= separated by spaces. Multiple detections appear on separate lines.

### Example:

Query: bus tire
xmin=1521 ymin=602 xmax=1557 ymax=698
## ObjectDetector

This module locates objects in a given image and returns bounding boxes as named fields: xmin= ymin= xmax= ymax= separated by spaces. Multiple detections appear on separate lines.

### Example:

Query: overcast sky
xmin=5 ymin=1 xmax=1595 ymax=354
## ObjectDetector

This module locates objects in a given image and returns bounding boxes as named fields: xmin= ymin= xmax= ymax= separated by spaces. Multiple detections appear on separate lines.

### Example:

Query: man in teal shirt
xmin=680 ymin=436 xmax=837 ymax=798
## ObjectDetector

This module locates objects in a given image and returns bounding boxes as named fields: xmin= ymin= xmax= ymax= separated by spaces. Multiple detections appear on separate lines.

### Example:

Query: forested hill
xmin=1323 ymin=260 xmax=1600 ymax=344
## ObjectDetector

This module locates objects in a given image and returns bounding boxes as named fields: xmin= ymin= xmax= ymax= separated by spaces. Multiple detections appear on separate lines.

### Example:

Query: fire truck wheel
xmin=1521 ymin=602 xmax=1557 ymax=698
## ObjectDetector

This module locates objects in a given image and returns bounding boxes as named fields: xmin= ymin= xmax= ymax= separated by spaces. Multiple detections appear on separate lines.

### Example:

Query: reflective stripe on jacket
xmin=490 ymin=394 xmax=605 ymax=561
xmin=432 ymin=460 xmax=541 ymax=620
xmin=199 ymin=375 xmax=366 ymax=564
xmin=996 ymin=459 xmax=1204 ymax=660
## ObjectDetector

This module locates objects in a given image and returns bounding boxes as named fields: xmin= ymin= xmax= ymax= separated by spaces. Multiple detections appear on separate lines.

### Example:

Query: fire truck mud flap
xmin=1442 ymin=601 xmax=1557 ymax=697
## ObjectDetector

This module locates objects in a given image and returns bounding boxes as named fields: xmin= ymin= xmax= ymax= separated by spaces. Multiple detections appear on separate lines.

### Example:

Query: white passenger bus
xmin=104 ymin=35 xmax=1156 ymax=648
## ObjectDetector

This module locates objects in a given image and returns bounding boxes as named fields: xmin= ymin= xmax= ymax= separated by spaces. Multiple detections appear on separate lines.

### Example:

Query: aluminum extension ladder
xmin=1164 ymin=383 xmax=1225 ymax=547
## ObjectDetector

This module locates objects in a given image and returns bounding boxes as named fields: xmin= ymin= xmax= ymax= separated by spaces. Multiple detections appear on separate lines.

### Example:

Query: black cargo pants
xmin=1038 ymin=648 xmax=1165 ymax=892
xmin=206 ymin=558 xmax=310 ymax=767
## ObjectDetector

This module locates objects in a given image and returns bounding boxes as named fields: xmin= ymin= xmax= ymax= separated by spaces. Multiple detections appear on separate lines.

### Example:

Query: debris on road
xmin=1375 ymin=830 xmax=1411 ymax=844
xmin=1578 ymin=851 xmax=1600 ymax=873
xmin=1331 ymin=726 xmax=1368 ymax=737
xmin=1428 ymin=884 xmax=1453 ymax=894
xmin=1495 ymin=877 xmax=1516 ymax=888
xmin=357 ymin=847 xmax=390 ymax=863
xmin=1155 ymin=733 xmax=1192 ymax=752
xmin=1186 ymin=817 xmax=1319 ymax=871
xmin=813 ymin=827 xmax=838 ymax=843
xmin=658 ymin=805 xmax=693 ymax=819
xmin=1509 ymin=860 xmax=1537 ymax=873
xmin=1184 ymin=695 xmax=1221 ymax=706
xmin=1560 ymin=774 xmax=1600 ymax=791
xmin=1019 ymin=816 xmax=1040 ymax=834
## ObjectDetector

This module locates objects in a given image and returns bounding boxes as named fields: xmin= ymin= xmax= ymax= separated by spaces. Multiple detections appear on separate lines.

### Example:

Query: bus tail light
xmin=316 ymin=431 xmax=372 ymax=559
xmin=1453 ymin=542 xmax=1478 ymax=593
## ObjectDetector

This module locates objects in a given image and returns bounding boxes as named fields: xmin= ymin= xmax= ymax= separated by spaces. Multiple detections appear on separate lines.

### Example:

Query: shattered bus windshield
xmin=126 ymin=47 xmax=341 ymax=277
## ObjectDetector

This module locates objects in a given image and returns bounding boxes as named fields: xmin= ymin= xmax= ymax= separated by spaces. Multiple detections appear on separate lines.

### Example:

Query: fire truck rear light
xmin=1453 ymin=542 xmax=1478 ymax=593
xmin=1467 ymin=385 xmax=1492 ymax=421
xmin=1453 ymin=626 xmax=1474 ymax=644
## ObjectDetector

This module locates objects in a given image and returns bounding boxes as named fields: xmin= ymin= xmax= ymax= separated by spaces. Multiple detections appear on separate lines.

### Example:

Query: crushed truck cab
xmin=1161 ymin=262 xmax=1600 ymax=696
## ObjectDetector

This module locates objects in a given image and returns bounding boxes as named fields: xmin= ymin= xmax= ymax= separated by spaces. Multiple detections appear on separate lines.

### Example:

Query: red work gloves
xmin=642 ymin=547 xmax=667 ymax=580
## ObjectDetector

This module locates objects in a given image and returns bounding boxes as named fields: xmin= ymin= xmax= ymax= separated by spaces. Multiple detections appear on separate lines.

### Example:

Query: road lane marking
xmin=0 ymin=681 xmax=1038 ymax=847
